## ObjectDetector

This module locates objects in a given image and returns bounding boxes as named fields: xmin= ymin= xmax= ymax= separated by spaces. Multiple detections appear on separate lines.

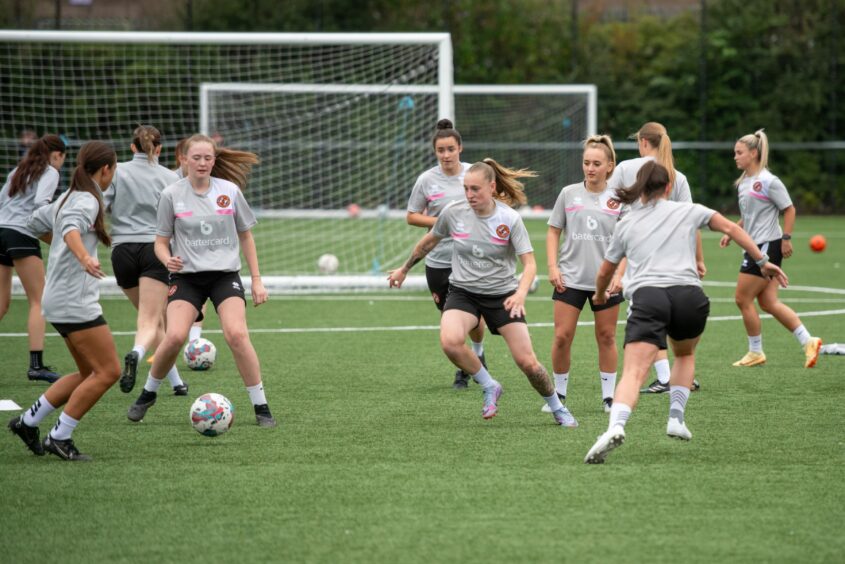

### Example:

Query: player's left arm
xmin=238 ymin=229 xmax=267 ymax=307
xmin=781 ymin=205 xmax=796 ymax=258
xmin=695 ymin=231 xmax=706 ymax=278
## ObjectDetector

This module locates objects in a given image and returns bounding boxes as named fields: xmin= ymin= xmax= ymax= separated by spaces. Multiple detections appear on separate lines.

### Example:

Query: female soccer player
xmin=106 ymin=125 xmax=187 ymax=395
xmin=608 ymin=121 xmax=704 ymax=394
xmin=721 ymin=129 xmax=822 ymax=368
xmin=406 ymin=119 xmax=486 ymax=389
xmin=584 ymin=162 xmax=787 ymax=464
xmin=389 ymin=159 xmax=576 ymax=426
xmin=8 ymin=141 xmax=122 ymax=461
xmin=0 ymin=134 xmax=67 ymax=383
xmin=543 ymin=135 xmax=622 ymax=421
xmin=126 ymin=134 xmax=277 ymax=427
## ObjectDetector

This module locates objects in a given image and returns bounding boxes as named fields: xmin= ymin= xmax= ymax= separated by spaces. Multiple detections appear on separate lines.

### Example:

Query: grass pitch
xmin=1 ymin=218 xmax=844 ymax=563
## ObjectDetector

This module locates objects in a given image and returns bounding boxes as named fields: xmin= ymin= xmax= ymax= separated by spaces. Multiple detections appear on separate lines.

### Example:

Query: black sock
xmin=30 ymin=350 xmax=44 ymax=369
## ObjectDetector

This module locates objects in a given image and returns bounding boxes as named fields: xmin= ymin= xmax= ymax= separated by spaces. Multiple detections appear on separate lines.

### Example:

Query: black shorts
xmin=425 ymin=265 xmax=452 ymax=311
xmin=0 ymin=227 xmax=42 ymax=266
xmin=553 ymin=286 xmax=624 ymax=312
xmin=168 ymin=271 xmax=245 ymax=322
xmin=51 ymin=315 xmax=107 ymax=338
xmin=624 ymin=286 xmax=710 ymax=349
xmin=111 ymin=242 xmax=169 ymax=288
xmin=443 ymin=285 xmax=525 ymax=336
xmin=740 ymin=239 xmax=784 ymax=278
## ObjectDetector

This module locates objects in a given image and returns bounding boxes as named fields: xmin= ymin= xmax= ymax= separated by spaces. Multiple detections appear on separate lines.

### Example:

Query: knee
xmin=162 ymin=331 xmax=188 ymax=352
xmin=515 ymin=354 xmax=540 ymax=375
xmin=597 ymin=330 xmax=616 ymax=350
xmin=758 ymin=298 xmax=777 ymax=314
xmin=439 ymin=335 xmax=464 ymax=359
xmin=552 ymin=330 xmax=574 ymax=349
xmin=100 ymin=360 xmax=121 ymax=385
xmin=224 ymin=329 xmax=250 ymax=350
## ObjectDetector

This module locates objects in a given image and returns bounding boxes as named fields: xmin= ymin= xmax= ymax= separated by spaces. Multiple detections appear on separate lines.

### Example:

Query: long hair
xmin=613 ymin=160 xmax=670 ymax=205
xmin=583 ymin=134 xmax=616 ymax=180
xmin=431 ymin=118 xmax=462 ymax=148
xmin=468 ymin=158 xmax=536 ymax=207
xmin=8 ymin=134 xmax=66 ymax=198
xmin=183 ymin=134 xmax=259 ymax=190
xmin=57 ymin=141 xmax=115 ymax=246
xmin=173 ymin=137 xmax=189 ymax=173
xmin=735 ymin=129 xmax=769 ymax=186
xmin=132 ymin=124 xmax=162 ymax=163
xmin=634 ymin=122 xmax=676 ymax=188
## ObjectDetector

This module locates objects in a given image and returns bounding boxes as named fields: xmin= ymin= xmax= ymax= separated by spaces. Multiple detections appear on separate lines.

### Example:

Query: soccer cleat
xmin=666 ymin=417 xmax=692 ymax=440
xmin=603 ymin=397 xmax=613 ymax=413
xmin=127 ymin=390 xmax=157 ymax=422
xmin=732 ymin=351 xmax=766 ymax=367
xmin=27 ymin=366 xmax=60 ymax=384
xmin=8 ymin=415 xmax=44 ymax=455
xmin=552 ymin=405 xmax=578 ymax=428
xmin=42 ymin=435 xmax=92 ymax=462
xmin=691 ymin=379 xmax=701 ymax=392
xmin=541 ymin=392 xmax=566 ymax=413
xmin=481 ymin=383 xmax=503 ymax=420
xmin=452 ymin=370 xmax=470 ymax=390
xmin=172 ymin=383 xmax=189 ymax=396
xmin=119 ymin=351 xmax=139 ymax=393
xmin=254 ymin=404 xmax=277 ymax=428
xmin=584 ymin=425 xmax=625 ymax=464
xmin=640 ymin=379 xmax=669 ymax=393
xmin=804 ymin=337 xmax=822 ymax=368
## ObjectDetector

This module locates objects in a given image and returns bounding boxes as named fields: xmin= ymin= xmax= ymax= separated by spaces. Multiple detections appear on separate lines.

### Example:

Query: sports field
xmin=1 ymin=217 xmax=844 ymax=563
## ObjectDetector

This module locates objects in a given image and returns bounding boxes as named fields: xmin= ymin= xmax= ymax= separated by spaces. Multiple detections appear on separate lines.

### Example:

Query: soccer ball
xmin=809 ymin=234 xmax=826 ymax=253
xmin=317 ymin=253 xmax=339 ymax=274
xmin=190 ymin=393 xmax=234 ymax=437
xmin=183 ymin=338 xmax=217 ymax=371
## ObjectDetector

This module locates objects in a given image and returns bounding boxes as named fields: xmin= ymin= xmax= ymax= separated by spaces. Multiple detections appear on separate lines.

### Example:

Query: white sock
xmin=748 ymin=334 xmax=763 ymax=353
xmin=49 ymin=411 xmax=79 ymax=441
xmin=246 ymin=382 xmax=267 ymax=406
xmin=792 ymin=325 xmax=811 ymax=347
xmin=654 ymin=359 xmax=670 ymax=385
xmin=22 ymin=394 xmax=56 ymax=427
xmin=166 ymin=365 xmax=184 ymax=387
xmin=472 ymin=366 xmax=495 ymax=389
xmin=471 ymin=340 xmax=484 ymax=357
xmin=553 ymin=372 xmax=569 ymax=397
xmin=609 ymin=402 xmax=632 ymax=430
xmin=600 ymin=371 xmax=616 ymax=400
xmin=189 ymin=325 xmax=202 ymax=342
xmin=543 ymin=393 xmax=564 ymax=412
xmin=132 ymin=344 xmax=146 ymax=358
xmin=669 ymin=385 xmax=690 ymax=423
xmin=143 ymin=373 xmax=164 ymax=393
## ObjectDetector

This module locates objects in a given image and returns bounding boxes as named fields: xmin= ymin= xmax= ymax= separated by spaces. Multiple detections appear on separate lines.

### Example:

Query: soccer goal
xmin=0 ymin=30 xmax=452 ymax=290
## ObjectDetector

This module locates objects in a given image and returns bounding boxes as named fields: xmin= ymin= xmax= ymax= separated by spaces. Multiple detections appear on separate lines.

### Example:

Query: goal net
xmin=0 ymin=31 xmax=452 ymax=289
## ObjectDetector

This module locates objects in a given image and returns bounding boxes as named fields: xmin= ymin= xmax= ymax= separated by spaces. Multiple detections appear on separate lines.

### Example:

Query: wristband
xmin=781 ymin=233 xmax=792 ymax=241
xmin=755 ymin=253 xmax=770 ymax=267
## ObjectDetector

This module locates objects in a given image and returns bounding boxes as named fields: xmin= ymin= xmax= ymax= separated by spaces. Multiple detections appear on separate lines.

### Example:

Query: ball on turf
xmin=317 ymin=253 xmax=339 ymax=274
xmin=190 ymin=393 xmax=234 ymax=437
xmin=183 ymin=338 xmax=217 ymax=371
xmin=809 ymin=234 xmax=826 ymax=253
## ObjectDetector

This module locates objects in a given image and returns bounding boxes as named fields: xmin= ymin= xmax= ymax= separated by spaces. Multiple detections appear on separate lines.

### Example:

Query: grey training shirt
xmin=157 ymin=177 xmax=257 ymax=273
xmin=548 ymin=182 xmax=622 ymax=291
xmin=406 ymin=162 xmax=471 ymax=268
xmin=105 ymin=153 xmax=179 ymax=247
xmin=28 ymin=191 xmax=104 ymax=323
xmin=605 ymin=200 xmax=716 ymax=301
xmin=431 ymin=200 xmax=533 ymax=295
xmin=0 ymin=166 xmax=60 ymax=238
xmin=737 ymin=169 xmax=792 ymax=244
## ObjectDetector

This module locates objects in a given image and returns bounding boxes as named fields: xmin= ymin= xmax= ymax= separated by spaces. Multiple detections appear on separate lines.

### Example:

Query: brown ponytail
xmin=634 ymin=122 xmax=676 ymax=188
xmin=613 ymin=160 xmax=669 ymax=205
xmin=57 ymin=141 xmax=115 ymax=246
xmin=468 ymin=158 xmax=536 ymax=207
xmin=8 ymin=134 xmax=66 ymax=198
xmin=131 ymin=125 xmax=162 ymax=163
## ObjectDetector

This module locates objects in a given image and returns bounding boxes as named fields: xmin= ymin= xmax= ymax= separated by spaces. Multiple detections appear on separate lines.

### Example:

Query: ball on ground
xmin=183 ymin=338 xmax=217 ymax=371
xmin=809 ymin=234 xmax=826 ymax=253
xmin=190 ymin=392 xmax=234 ymax=437
xmin=317 ymin=253 xmax=339 ymax=274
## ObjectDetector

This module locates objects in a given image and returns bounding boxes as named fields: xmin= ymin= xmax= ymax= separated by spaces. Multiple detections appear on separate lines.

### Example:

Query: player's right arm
xmin=546 ymin=226 xmax=564 ymax=292
xmin=387 ymin=231 xmax=442 ymax=288
xmin=154 ymin=234 xmax=182 ymax=272
xmin=406 ymin=211 xmax=437 ymax=229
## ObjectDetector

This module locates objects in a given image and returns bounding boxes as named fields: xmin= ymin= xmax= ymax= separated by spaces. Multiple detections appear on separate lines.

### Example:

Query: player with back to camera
xmin=0 ymin=134 xmax=67 ymax=383
xmin=406 ymin=119 xmax=488 ymax=389
xmin=542 ymin=135 xmax=623 ymax=423
xmin=389 ymin=159 xmax=577 ymax=426
xmin=721 ymin=129 xmax=822 ymax=368
xmin=106 ymin=125 xmax=188 ymax=396
xmin=8 ymin=141 xmax=122 ymax=461
xmin=608 ymin=121 xmax=705 ymax=394
xmin=126 ymin=134 xmax=277 ymax=427
xmin=584 ymin=162 xmax=788 ymax=463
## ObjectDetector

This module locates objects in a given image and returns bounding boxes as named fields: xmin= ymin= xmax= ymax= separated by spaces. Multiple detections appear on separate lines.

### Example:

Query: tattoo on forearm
xmin=403 ymin=239 xmax=436 ymax=271
xmin=525 ymin=364 xmax=554 ymax=396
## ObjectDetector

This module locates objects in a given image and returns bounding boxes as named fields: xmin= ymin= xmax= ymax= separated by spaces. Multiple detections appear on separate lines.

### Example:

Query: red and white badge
xmin=495 ymin=224 xmax=510 ymax=239
xmin=216 ymin=195 xmax=231 ymax=208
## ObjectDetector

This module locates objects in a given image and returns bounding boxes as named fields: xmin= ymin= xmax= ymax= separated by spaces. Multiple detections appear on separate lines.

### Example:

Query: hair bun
xmin=436 ymin=118 xmax=454 ymax=130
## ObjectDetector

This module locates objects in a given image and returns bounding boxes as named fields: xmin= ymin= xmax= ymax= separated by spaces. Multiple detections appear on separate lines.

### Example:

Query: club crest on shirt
xmin=495 ymin=224 xmax=510 ymax=239
xmin=606 ymin=199 xmax=620 ymax=210
xmin=752 ymin=181 xmax=763 ymax=193
xmin=216 ymin=195 xmax=231 ymax=208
